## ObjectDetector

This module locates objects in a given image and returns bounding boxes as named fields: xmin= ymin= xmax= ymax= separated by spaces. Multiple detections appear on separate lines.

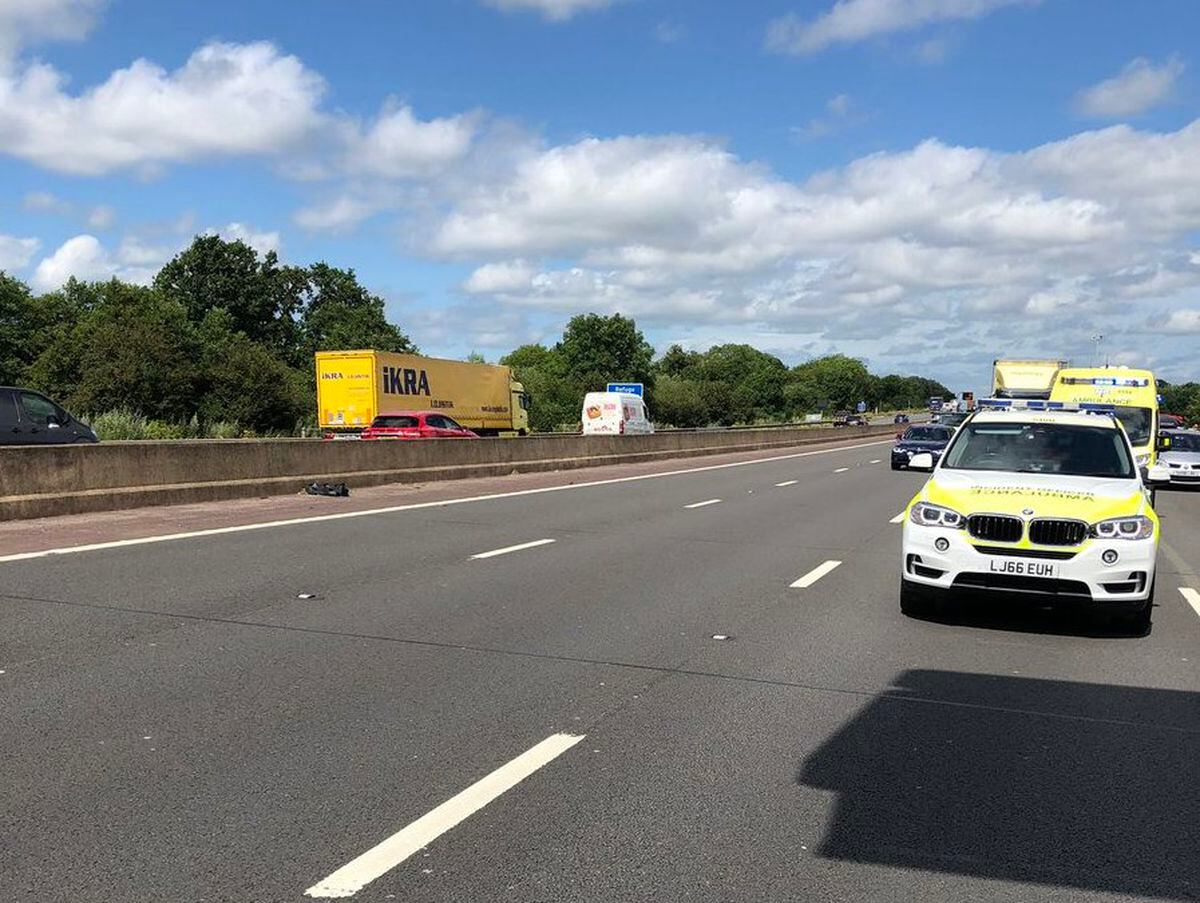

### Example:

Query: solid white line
xmin=868 ymin=459 xmax=881 ymax=464
xmin=684 ymin=498 xmax=722 ymax=509
xmin=890 ymin=512 xmax=906 ymax=524
xmin=304 ymin=733 xmax=584 ymax=898
xmin=775 ymin=480 xmax=798 ymax=487
xmin=1180 ymin=587 xmax=1200 ymax=618
xmin=0 ymin=438 xmax=891 ymax=565
xmin=470 ymin=538 xmax=556 ymax=559
xmin=790 ymin=559 xmax=842 ymax=588
xmin=833 ymin=467 xmax=849 ymax=473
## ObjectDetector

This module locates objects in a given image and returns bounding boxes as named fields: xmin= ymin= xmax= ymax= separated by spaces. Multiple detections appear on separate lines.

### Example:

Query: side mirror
xmin=909 ymin=452 xmax=935 ymax=472
xmin=1146 ymin=463 xmax=1170 ymax=484
xmin=1156 ymin=434 xmax=1172 ymax=452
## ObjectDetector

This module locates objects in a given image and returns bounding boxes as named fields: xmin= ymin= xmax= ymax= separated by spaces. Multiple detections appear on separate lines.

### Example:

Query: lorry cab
xmin=511 ymin=381 xmax=530 ymax=435
xmin=1049 ymin=367 xmax=1158 ymax=468
xmin=581 ymin=392 xmax=653 ymax=435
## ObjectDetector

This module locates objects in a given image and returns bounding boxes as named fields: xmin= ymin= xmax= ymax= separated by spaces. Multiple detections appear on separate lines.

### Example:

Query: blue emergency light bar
xmin=1059 ymin=376 xmax=1150 ymax=388
xmin=976 ymin=398 xmax=1117 ymax=414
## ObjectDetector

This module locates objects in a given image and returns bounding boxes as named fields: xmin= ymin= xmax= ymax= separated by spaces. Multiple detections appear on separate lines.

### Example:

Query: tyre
xmin=1115 ymin=580 xmax=1154 ymax=634
xmin=891 ymin=460 xmax=902 ymax=470
xmin=900 ymin=578 xmax=935 ymax=617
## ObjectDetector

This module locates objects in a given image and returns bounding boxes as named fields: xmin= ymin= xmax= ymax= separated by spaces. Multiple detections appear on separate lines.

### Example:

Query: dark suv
xmin=0 ymin=387 xmax=98 ymax=445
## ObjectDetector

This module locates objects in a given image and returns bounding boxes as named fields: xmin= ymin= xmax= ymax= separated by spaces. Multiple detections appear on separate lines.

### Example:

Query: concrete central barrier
xmin=0 ymin=425 xmax=897 ymax=521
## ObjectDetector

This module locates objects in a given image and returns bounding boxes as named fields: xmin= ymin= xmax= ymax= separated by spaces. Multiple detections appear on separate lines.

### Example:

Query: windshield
xmin=1112 ymin=406 xmax=1153 ymax=446
xmin=372 ymin=415 xmax=418 ymax=428
xmin=942 ymin=422 xmax=1135 ymax=478
xmin=1168 ymin=433 xmax=1200 ymax=452
xmin=904 ymin=427 xmax=951 ymax=442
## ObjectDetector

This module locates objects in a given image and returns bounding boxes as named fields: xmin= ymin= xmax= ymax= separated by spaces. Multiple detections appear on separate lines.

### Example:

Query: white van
xmin=581 ymin=392 xmax=653 ymax=435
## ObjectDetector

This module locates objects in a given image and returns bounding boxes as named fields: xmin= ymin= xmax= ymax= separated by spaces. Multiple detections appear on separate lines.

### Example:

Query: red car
xmin=360 ymin=412 xmax=479 ymax=440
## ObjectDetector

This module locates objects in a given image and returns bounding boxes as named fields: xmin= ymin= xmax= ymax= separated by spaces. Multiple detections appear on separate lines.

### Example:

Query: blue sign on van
xmin=607 ymin=382 xmax=644 ymax=397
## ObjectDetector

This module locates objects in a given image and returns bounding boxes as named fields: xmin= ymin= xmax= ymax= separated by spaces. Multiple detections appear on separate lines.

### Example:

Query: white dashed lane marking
xmin=1180 ymin=587 xmax=1200 ymax=618
xmin=775 ymin=480 xmax=798 ymax=487
xmin=790 ymin=560 xmax=842 ymax=589
xmin=684 ymin=499 xmax=723 ymax=509
xmin=471 ymin=539 xmax=556 ymax=560
xmin=305 ymin=733 xmax=585 ymax=898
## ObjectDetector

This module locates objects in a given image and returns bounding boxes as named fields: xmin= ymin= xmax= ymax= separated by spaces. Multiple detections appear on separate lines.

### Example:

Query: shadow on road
xmin=913 ymin=595 xmax=1154 ymax=639
xmin=799 ymin=669 xmax=1200 ymax=900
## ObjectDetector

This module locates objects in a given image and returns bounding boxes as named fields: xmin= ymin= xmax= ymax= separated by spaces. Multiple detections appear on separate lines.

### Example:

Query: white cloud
xmin=344 ymin=102 xmax=478 ymax=178
xmin=31 ymin=235 xmax=118 ymax=290
xmin=481 ymin=0 xmax=626 ymax=22
xmin=0 ymin=235 xmax=40 ymax=271
xmin=0 ymin=0 xmax=105 ymax=68
xmin=21 ymin=190 xmax=72 ymax=214
xmin=1076 ymin=56 xmax=1185 ymax=118
xmin=209 ymin=223 xmax=281 ymax=257
xmin=29 ymin=222 xmax=281 ymax=291
xmin=1151 ymin=310 xmax=1200 ymax=333
xmin=428 ymin=118 xmax=1200 ymax=376
xmin=463 ymin=260 xmax=537 ymax=294
xmin=655 ymin=21 xmax=685 ymax=44
xmin=294 ymin=195 xmax=382 ymax=233
xmin=0 ymin=41 xmax=326 ymax=175
xmin=793 ymin=93 xmax=859 ymax=140
xmin=766 ymin=0 xmax=1036 ymax=55
xmin=87 ymin=204 xmax=115 ymax=229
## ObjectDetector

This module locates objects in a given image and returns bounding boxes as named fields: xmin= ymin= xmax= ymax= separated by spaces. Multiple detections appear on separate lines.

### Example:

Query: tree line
xmin=1 ymin=235 xmax=953 ymax=436
xmin=502 ymin=314 xmax=952 ymax=431
xmin=0 ymin=236 xmax=413 ymax=435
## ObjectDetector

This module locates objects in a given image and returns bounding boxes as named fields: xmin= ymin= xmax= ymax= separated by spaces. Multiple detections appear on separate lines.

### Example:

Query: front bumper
xmin=901 ymin=520 xmax=1157 ymax=605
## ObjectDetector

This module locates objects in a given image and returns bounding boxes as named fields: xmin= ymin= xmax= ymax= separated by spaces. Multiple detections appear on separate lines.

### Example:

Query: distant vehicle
xmin=991 ymin=359 xmax=1068 ymax=400
xmin=891 ymin=425 xmax=953 ymax=470
xmin=1158 ymin=429 xmax=1200 ymax=486
xmin=846 ymin=414 xmax=869 ymax=426
xmin=928 ymin=397 xmax=943 ymax=413
xmin=358 ymin=412 xmax=479 ymax=440
xmin=0 ymin=387 xmax=98 ymax=445
xmin=936 ymin=411 xmax=970 ymax=430
xmin=315 ymin=351 xmax=529 ymax=438
xmin=1049 ymin=367 xmax=1159 ymax=468
xmin=832 ymin=411 xmax=868 ymax=427
xmin=581 ymin=391 xmax=653 ymax=435
xmin=893 ymin=413 xmax=910 ymax=425
xmin=1159 ymin=413 xmax=1184 ymax=430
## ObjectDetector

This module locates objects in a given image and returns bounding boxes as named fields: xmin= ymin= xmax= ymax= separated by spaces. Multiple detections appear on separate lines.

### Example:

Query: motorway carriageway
xmin=1 ymin=438 xmax=1199 ymax=902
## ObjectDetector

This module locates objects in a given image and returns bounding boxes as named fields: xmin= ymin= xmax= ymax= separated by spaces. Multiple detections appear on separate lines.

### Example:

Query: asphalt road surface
xmin=3 ymin=440 xmax=1199 ymax=903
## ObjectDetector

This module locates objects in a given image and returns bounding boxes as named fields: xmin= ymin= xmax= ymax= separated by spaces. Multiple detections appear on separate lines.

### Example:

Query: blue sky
xmin=1 ymin=0 xmax=1198 ymax=390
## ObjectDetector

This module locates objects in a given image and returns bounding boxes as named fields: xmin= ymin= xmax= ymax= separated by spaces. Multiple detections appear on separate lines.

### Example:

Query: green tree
xmin=299 ymin=263 xmax=416 ymax=358
xmin=653 ymin=375 xmax=710 ymax=428
xmin=788 ymin=354 xmax=874 ymax=414
xmin=655 ymin=344 xmax=703 ymax=379
xmin=501 ymin=344 xmax=578 ymax=431
xmin=555 ymin=313 xmax=654 ymax=390
xmin=154 ymin=235 xmax=305 ymax=355
xmin=31 ymin=281 xmax=199 ymax=420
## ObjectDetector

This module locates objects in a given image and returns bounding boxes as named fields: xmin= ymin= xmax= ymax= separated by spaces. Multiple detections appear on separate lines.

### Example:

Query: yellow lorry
xmin=991 ymin=359 xmax=1069 ymax=399
xmin=315 ymin=351 xmax=530 ymax=437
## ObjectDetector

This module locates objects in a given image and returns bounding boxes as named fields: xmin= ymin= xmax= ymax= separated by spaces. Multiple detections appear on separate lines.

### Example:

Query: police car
xmin=900 ymin=400 xmax=1168 ymax=630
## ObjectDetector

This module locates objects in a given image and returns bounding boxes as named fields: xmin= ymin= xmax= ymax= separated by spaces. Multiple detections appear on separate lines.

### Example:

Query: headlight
xmin=1090 ymin=515 xmax=1154 ymax=540
xmin=910 ymin=502 xmax=966 ymax=528
xmin=893 ymin=446 xmax=905 ymax=453
xmin=1135 ymin=454 xmax=1150 ymax=467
